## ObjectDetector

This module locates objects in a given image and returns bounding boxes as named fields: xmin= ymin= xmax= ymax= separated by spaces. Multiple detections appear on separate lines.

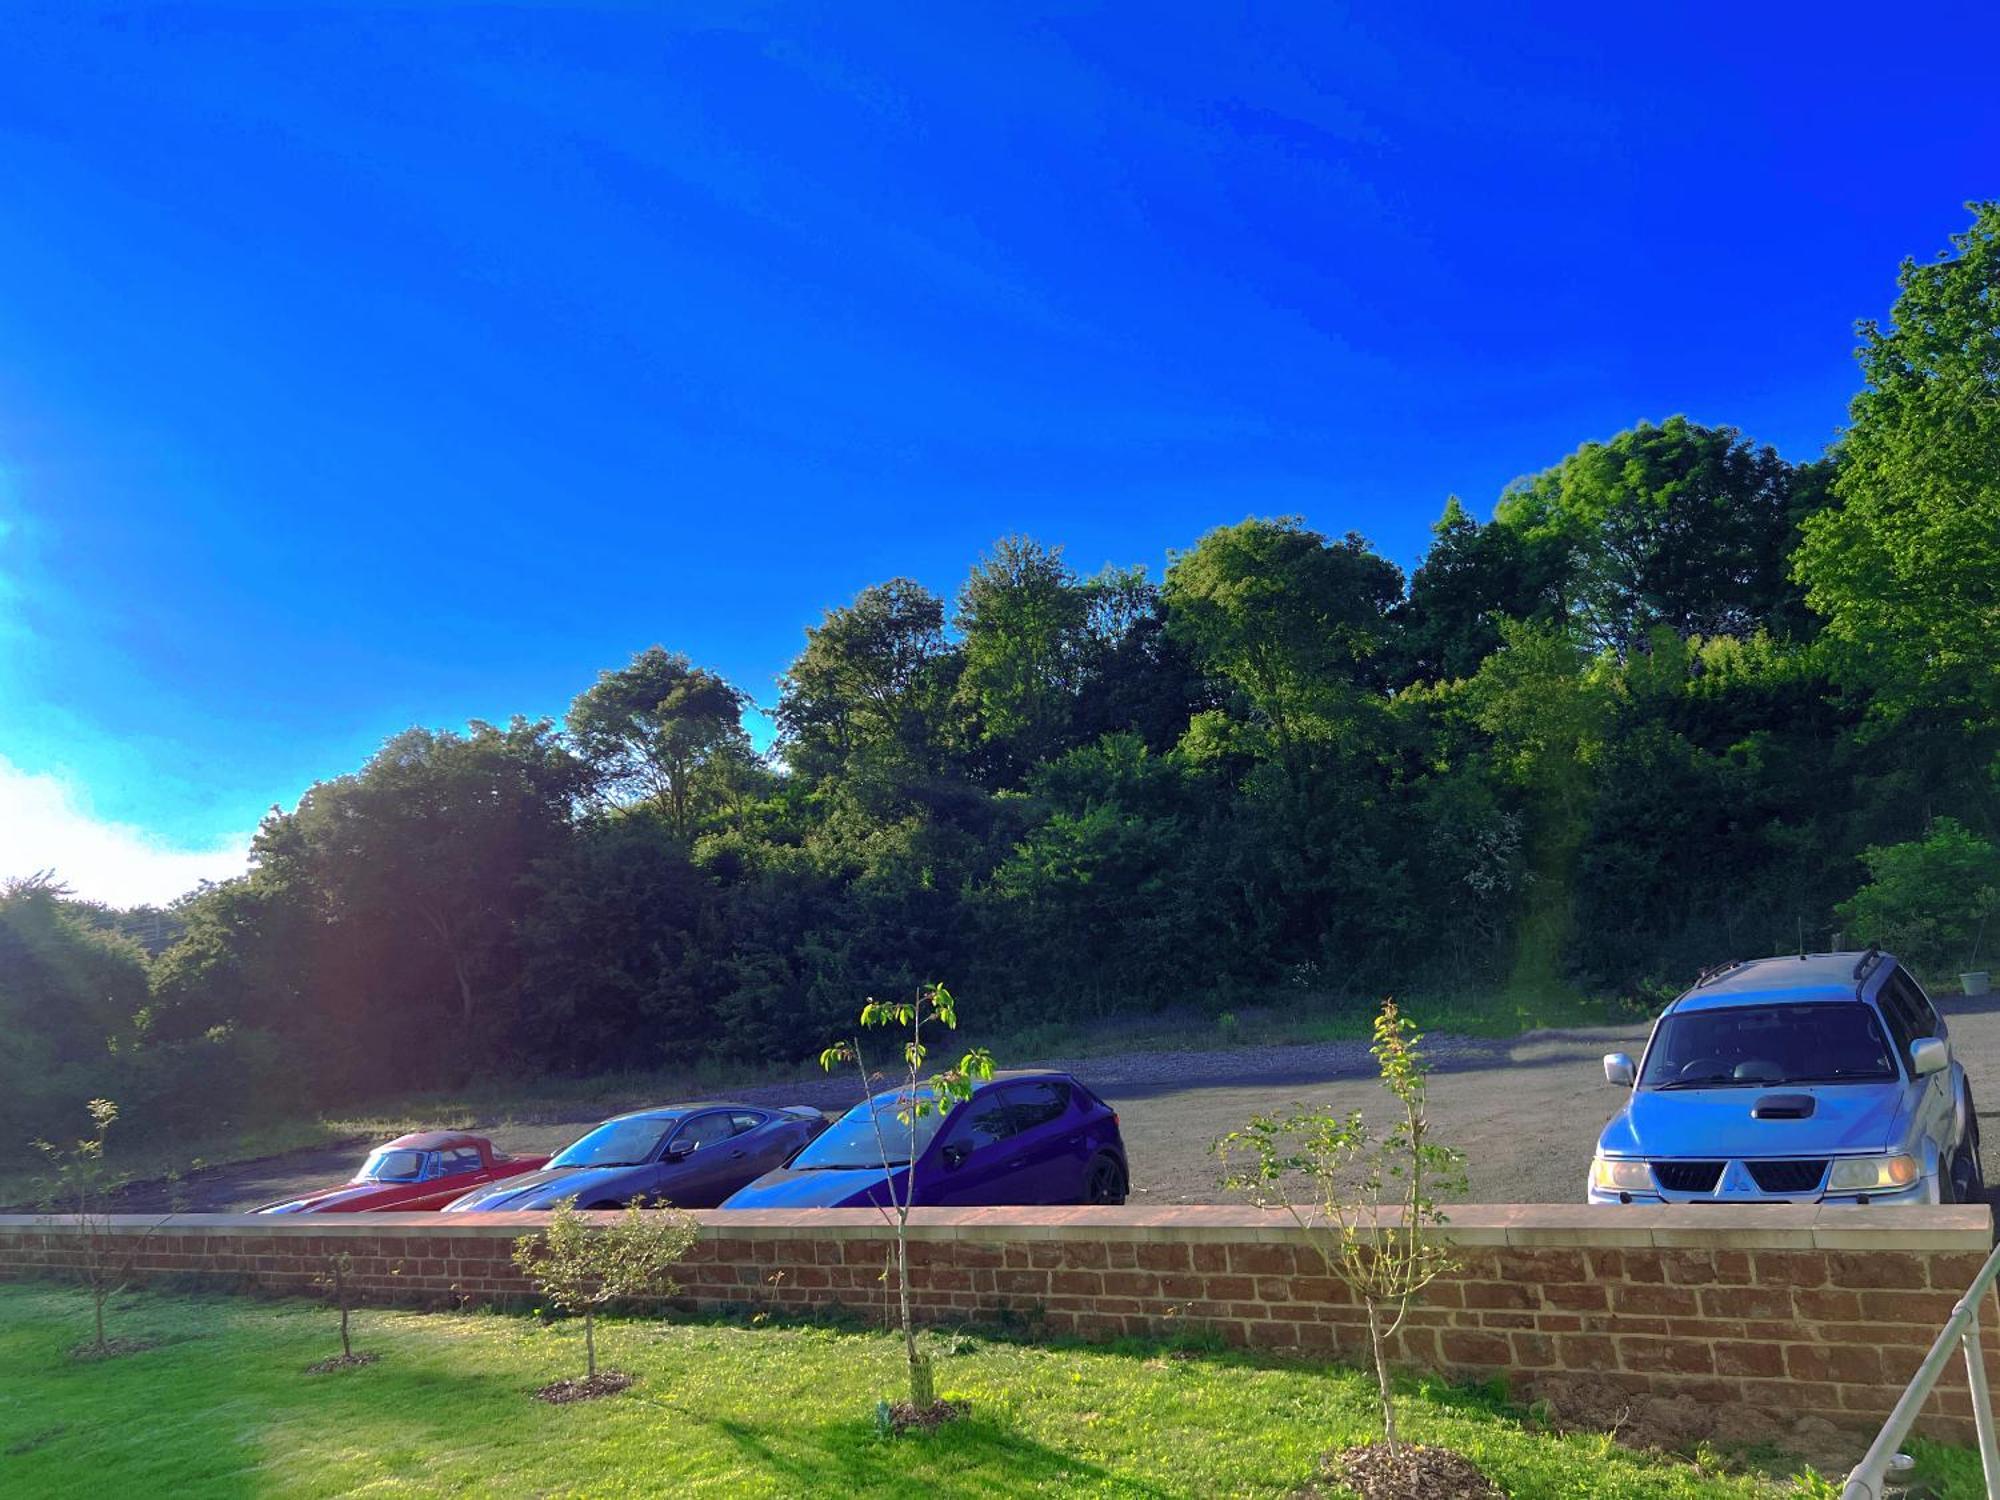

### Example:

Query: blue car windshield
xmin=357 ymin=1148 xmax=429 ymax=1183
xmin=1640 ymin=1003 xmax=1898 ymax=1089
xmin=791 ymin=1094 xmax=946 ymax=1170
xmin=552 ymin=1118 xmax=676 ymax=1168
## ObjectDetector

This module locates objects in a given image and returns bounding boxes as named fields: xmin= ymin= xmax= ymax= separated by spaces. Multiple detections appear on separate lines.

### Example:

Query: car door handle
xmin=729 ymin=1150 xmax=746 ymax=1159
xmin=1006 ymin=1157 xmax=1027 ymax=1169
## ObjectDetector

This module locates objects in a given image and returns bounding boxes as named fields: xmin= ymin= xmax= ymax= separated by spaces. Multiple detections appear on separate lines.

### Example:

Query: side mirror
xmin=941 ymin=1143 xmax=970 ymax=1170
xmin=664 ymin=1142 xmax=692 ymax=1163
xmin=1603 ymin=1053 xmax=1636 ymax=1088
xmin=1911 ymin=1037 xmax=1949 ymax=1077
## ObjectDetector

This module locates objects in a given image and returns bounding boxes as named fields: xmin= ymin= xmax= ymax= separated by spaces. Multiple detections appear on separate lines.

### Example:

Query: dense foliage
xmin=5 ymin=204 xmax=1997 ymax=1148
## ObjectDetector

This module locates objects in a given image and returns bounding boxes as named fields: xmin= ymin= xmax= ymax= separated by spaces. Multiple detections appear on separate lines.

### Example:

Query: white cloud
xmin=0 ymin=754 xmax=251 ymax=908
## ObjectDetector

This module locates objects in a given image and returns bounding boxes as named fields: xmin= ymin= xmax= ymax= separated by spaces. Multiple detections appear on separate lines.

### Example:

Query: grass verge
xmin=0 ymin=1283 xmax=1950 ymax=1498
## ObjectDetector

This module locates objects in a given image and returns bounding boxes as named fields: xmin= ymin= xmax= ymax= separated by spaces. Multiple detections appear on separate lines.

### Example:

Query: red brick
xmin=1752 ymin=1252 xmax=1828 ymax=1287
xmin=1555 ymin=1335 xmax=1619 ymax=1370
xmin=1714 ymin=1341 xmax=1785 ymax=1377
xmin=1786 ymin=1344 xmax=1884 ymax=1385
xmin=1619 ymin=1338 xmax=1714 ymax=1375
xmin=1828 ymin=1252 xmax=1926 ymax=1290
xmin=1440 ymin=1330 xmax=1511 ymax=1366
xmin=1611 ymin=1283 xmax=1698 ymax=1317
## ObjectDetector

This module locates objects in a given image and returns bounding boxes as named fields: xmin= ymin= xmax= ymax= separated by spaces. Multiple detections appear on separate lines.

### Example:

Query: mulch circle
xmin=68 ymin=1338 xmax=157 ymax=1363
xmin=304 ymin=1352 xmax=381 ymax=1375
xmin=534 ymin=1372 xmax=636 ymax=1405
xmin=886 ymin=1398 xmax=969 ymax=1434
xmin=1301 ymin=1443 xmax=1504 ymax=1500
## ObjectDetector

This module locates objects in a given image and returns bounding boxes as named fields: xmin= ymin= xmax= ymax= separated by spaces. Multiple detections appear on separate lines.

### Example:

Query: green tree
xmin=1837 ymin=819 xmax=2000 ymax=979
xmin=953 ymin=536 xmax=1093 ymax=778
xmin=1217 ymin=1002 xmax=1465 ymax=1459
xmin=1795 ymin=202 xmax=2000 ymax=722
xmin=1393 ymin=496 xmax=1566 ymax=685
xmin=261 ymin=718 xmax=585 ymax=1072
xmin=0 ymin=876 xmax=150 ymax=1151
xmin=1163 ymin=518 xmax=1402 ymax=775
xmin=567 ymin=647 xmax=754 ymax=841
xmin=777 ymin=578 xmax=960 ymax=793
xmin=1495 ymin=416 xmax=1811 ymax=654
xmin=512 ymin=1198 xmax=697 ymax=1385
xmin=820 ymin=983 xmax=992 ymax=1412
xmin=33 ymin=1098 xmax=162 ymax=1358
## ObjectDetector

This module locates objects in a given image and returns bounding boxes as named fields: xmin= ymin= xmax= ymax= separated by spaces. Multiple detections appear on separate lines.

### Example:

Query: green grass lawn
xmin=0 ymin=1283 xmax=1945 ymax=1499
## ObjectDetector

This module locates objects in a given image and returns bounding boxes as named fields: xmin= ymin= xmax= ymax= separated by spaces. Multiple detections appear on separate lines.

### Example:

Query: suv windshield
xmin=791 ymin=1093 xmax=945 ymax=1170
xmin=551 ymin=1117 xmax=676 ymax=1168
xmin=1640 ymin=1002 xmax=1898 ymax=1089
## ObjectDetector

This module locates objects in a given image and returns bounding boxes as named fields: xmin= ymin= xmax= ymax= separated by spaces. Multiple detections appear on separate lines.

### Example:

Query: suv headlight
xmin=1590 ymin=1156 xmax=1653 ymax=1192
xmin=1826 ymin=1154 xmax=1921 ymax=1193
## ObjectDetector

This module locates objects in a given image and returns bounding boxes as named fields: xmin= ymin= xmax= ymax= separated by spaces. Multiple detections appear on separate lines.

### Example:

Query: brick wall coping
xmin=2 ymin=1202 xmax=1987 ymax=1252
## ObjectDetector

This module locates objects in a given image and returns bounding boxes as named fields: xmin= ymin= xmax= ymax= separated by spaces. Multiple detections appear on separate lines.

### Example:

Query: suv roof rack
xmin=1695 ymin=959 xmax=1749 ymax=988
xmin=1852 ymin=946 xmax=1885 ymax=987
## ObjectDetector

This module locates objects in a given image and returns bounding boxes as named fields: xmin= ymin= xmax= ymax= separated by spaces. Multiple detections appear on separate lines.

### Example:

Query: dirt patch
xmin=1301 ymin=1443 xmax=1502 ymax=1499
xmin=533 ymin=1371 xmax=635 ymax=1404
xmin=1526 ymin=1374 xmax=1857 ymax=1477
xmin=304 ymin=1351 xmax=380 ymax=1375
xmin=67 ymin=1337 xmax=157 ymax=1362
xmin=884 ymin=1398 xmax=969 ymax=1433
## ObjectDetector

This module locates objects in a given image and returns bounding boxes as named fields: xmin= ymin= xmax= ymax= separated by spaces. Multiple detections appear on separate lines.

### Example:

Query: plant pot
xmin=1962 ymin=972 xmax=1992 ymax=998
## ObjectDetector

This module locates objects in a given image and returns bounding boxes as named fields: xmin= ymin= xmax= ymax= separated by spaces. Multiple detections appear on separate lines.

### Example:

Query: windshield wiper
xmin=1767 ymin=1074 xmax=1890 ymax=1086
xmin=1653 ymin=1077 xmax=1763 ymax=1090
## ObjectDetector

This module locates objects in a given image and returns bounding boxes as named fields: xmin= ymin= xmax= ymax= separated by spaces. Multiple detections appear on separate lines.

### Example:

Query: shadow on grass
xmin=709 ymin=1409 xmax=1170 ymax=1500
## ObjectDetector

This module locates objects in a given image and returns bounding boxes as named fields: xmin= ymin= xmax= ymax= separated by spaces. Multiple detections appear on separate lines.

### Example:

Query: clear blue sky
xmin=3 ymin=4 xmax=1997 ymax=904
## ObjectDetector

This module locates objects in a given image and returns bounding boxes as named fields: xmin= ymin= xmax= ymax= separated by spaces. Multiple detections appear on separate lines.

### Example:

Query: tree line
xmin=5 ymin=203 xmax=1997 ymax=1153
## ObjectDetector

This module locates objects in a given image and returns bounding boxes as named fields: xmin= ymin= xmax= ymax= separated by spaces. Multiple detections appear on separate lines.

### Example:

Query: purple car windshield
xmin=792 ymin=1094 xmax=945 ymax=1170
xmin=552 ymin=1117 xmax=677 ymax=1168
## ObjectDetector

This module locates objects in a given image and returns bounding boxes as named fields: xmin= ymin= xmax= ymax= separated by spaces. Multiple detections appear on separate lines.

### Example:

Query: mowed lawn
xmin=0 ymin=1283 xmax=1944 ymax=1499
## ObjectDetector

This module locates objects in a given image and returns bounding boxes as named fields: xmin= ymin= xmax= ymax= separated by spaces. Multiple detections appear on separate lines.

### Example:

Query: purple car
xmin=720 ymin=1071 xmax=1128 ymax=1209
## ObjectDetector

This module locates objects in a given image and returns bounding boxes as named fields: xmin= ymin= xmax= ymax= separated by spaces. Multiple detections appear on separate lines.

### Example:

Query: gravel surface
xmin=71 ymin=992 xmax=2000 ymax=1214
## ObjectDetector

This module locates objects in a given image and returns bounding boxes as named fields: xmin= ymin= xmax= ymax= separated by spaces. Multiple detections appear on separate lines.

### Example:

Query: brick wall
xmin=2 ymin=1204 xmax=1991 ymax=1440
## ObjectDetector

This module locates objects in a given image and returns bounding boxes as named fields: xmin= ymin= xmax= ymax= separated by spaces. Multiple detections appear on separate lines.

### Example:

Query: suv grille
xmin=1652 ymin=1161 xmax=1724 ymax=1193
xmin=1747 ymin=1159 xmax=1828 ymax=1194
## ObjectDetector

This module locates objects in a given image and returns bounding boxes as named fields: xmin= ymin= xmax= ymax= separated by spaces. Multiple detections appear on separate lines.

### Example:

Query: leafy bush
xmin=1836 ymin=819 xmax=2000 ymax=978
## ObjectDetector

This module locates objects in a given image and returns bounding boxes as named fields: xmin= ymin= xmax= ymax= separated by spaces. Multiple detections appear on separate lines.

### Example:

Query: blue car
xmin=721 ymin=1071 xmax=1128 ymax=1209
xmin=442 ymin=1103 xmax=827 ymax=1211
xmin=1590 ymin=950 xmax=1982 ymax=1206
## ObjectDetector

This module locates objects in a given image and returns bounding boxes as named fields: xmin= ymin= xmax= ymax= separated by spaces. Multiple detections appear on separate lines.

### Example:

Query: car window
xmin=1876 ymin=980 xmax=1921 ymax=1063
xmin=671 ymin=1112 xmax=737 ymax=1153
xmin=551 ymin=1117 xmax=676 ymax=1168
xmin=730 ymin=1112 xmax=764 ymax=1135
xmin=1889 ymin=970 xmax=1940 ymax=1038
xmin=1002 ymin=1081 xmax=1071 ymax=1132
xmin=791 ymin=1093 xmax=945 ymax=1170
xmin=357 ymin=1147 xmax=430 ymax=1183
xmin=439 ymin=1147 xmax=483 ymax=1176
xmin=942 ymin=1091 xmax=1018 ymax=1152
xmin=1638 ymin=1003 xmax=1896 ymax=1087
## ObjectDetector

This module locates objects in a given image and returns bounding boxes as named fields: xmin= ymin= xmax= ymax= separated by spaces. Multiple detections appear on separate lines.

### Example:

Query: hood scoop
xmin=1752 ymin=1093 xmax=1816 ymax=1121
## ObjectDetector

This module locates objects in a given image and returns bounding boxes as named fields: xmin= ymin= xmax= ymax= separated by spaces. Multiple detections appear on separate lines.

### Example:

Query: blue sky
xmin=3 ymin=3 xmax=1997 ymax=905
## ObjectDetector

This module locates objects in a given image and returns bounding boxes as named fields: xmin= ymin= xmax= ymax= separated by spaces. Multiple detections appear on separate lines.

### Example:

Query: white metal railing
xmin=1843 ymin=1237 xmax=2000 ymax=1499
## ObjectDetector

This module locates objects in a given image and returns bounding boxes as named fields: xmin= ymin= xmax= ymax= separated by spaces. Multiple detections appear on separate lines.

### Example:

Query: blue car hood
xmin=442 ymin=1165 xmax=644 ymax=1211
xmin=722 ymin=1167 xmax=893 ymax=1210
xmin=1599 ymin=1083 xmax=1910 ymax=1159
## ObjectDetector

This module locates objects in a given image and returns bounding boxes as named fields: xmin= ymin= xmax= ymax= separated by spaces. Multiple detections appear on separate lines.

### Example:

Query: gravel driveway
xmin=84 ymin=993 xmax=2000 ymax=1214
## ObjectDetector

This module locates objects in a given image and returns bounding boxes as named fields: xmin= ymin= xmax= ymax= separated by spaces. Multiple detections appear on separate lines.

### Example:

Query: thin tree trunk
xmin=1366 ymin=1296 xmax=1398 ymax=1459
xmin=94 ymin=1290 xmax=107 ymax=1354
xmin=338 ymin=1263 xmax=352 ymax=1359
xmin=585 ymin=1308 xmax=596 ymax=1381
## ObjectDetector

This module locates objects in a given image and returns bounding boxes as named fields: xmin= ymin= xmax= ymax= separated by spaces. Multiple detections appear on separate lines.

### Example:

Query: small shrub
xmin=511 ymin=1198 xmax=696 ymax=1387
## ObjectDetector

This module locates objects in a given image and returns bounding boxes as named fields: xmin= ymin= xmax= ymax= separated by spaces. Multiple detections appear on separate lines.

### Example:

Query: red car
xmin=255 ymin=1131 xmax=551 ymax=1214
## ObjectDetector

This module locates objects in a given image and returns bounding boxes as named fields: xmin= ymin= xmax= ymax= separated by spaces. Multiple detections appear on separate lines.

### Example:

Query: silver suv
xmin=1589 ymin=950 xmax=1982 ymax=1206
